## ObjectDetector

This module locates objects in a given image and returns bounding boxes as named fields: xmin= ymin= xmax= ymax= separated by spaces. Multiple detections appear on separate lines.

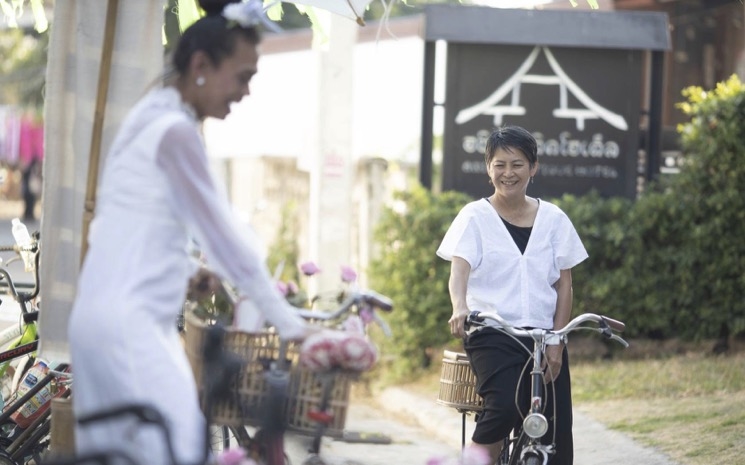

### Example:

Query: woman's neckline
xmin=484 ymin=196 xmax=540 ymax=228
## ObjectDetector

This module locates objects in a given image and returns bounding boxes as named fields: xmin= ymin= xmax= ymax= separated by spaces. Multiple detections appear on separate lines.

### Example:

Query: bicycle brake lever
xmin=610 ymin=334 xmax=629 ymax=348
xmin=371 ymin=312 xmax=392 ymax=337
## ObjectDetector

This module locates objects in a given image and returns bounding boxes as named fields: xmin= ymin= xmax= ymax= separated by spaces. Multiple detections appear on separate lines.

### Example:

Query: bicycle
xmin=203 ymin=288 xmax=393 ymax=465
xmin=461 ymin=311 xmax=627 ymax=465
xmin=0 ymin=363 xmax=71 ymax=465
xmin=0 ymin=231 xmax=42 ymax=403
xmin=0 ymin=231 xmax=71 ymax=465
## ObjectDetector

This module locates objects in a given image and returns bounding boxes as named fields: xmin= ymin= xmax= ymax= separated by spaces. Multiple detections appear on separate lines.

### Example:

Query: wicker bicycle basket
xmin=184 ymin=312 xmax=296 ymax=427
xmin=184 ymin=312 xmax=352 ymax=432
xmin=436 ymin=350 xmax=483 ymax=412
xmin=286 ymin=368 xmax=354 ymax=438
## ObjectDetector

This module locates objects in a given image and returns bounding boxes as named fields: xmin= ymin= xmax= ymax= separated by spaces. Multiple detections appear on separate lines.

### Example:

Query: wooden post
xmin=80 ymin=0 xmax=119 ymax=265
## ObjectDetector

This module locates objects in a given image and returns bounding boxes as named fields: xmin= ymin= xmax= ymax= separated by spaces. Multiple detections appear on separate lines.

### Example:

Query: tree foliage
xmin=266 ymin=200 xmax=302 ymax=285
xmin=0 ymin=27 xmax=48 ymax=109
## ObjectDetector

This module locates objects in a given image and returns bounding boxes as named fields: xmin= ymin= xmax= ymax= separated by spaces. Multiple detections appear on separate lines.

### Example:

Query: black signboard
xmin=442 ymin=43 xmax=643 ymax=200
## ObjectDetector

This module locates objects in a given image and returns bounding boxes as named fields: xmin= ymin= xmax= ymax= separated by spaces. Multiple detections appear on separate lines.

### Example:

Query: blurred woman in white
xmin=68 ymin=1 xmax=307 ymax=463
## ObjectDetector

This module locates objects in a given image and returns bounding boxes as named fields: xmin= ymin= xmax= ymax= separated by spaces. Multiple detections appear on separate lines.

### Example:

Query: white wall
xmin=203 ymin=17 xmax=424 ymax=168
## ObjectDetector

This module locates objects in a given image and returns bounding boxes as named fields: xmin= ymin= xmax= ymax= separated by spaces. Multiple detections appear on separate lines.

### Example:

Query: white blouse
xmin=437 ymin=198 xmax=588 ymax=329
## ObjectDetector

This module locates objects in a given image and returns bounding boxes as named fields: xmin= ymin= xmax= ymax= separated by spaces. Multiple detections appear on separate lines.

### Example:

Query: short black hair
xmin=484 ymin=126 xmax=538 ymax=167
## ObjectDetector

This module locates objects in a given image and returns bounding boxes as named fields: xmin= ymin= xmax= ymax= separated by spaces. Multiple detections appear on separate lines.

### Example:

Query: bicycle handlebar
xmin=466 ymin=311 xmax=629 ymax=348
xmin=295 ymin=289 xmax=393 ymax=322
xmin=0 ymin=233 xmax=41 ymax=304
xmin=294 ymin=289 xmax=393 ymax=337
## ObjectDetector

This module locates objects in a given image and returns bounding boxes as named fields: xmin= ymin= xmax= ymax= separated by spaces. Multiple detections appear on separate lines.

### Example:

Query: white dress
xmin=436 ymin=198 xmax=588 ymax=329
xmin=68 ymin=87 xmax=306 ymax=465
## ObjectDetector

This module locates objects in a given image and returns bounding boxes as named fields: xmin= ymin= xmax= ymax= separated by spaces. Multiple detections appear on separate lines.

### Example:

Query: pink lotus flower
xmin=276 ymin=281 xmax=289 ymax=296
xmin=461 ymin=444 xmax=490 ymax=465
xmin=340 ymin=265 xmax=357 ymax=283
xmin=425 ymin=444 xmax=490 ymax=465
xmin=299 ymin=261 xmax=321 ymax=276
xmin=215 ymin=447 xmax=257 ymax=465
xmin=426 ymin=457 xmax=449 ymax=465
xmin=359 ymin=307 xmax=374 ymax=325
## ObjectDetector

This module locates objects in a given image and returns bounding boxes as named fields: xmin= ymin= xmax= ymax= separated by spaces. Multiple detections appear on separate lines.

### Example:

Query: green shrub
xmin=664 ymin=75 xmax=745 ymax=338
xmin=552 ymin=192 xmax=636 ymax=325
xmin=368 ymin=185 xmax=473 ymax=379
xmin=556 ymin=75 xmax=745 ymax=340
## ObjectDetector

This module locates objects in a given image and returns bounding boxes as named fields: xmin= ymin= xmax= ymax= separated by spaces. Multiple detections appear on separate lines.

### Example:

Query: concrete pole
xmin=309 ymin=13 xmax=358 ymax=295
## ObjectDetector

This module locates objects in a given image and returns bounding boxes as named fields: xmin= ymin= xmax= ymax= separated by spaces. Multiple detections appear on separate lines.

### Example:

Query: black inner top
xmin=485 ymin=197 xmax=535 ymax=254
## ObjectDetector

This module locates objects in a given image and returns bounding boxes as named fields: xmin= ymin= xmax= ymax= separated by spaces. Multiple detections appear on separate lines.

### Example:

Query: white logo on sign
xmin=455 ymin=46 xmax=628 ymax=131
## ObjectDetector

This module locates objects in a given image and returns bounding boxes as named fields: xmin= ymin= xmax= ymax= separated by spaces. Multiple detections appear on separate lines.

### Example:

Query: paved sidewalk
xmin=378 ymin=387 xmax=681 ymax=465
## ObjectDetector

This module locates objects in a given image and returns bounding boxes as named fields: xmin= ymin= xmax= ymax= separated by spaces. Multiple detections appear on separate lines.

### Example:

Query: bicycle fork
xmin=523 ymin=346 xmax=548 ymax=441
xmin=516 ymin=338 xmax=555 ymax=465
xmin=256 ymin=345 xmax=291 ymax=465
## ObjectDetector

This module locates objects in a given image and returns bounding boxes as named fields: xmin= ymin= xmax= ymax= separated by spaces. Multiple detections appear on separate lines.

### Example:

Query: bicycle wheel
xmin=229 ymin=425 xmax=251 ymax=447
xmin=249 ymin=429 xmax=290 ymax=465
xmin=0 ymin=451 xmax=17 ymax=465
xmin=9 ymin=413 xmax=52 ymax=465
xmin=508 ymin=431 xmax=530 ymax=465
xmin=1 ymin=356 xmax=33 ymax=404
xmin=497 ymin=436 xmax=513 ymax=465
xmin=209 ymin=424 xmax=253 ymax=452
xmin=209 ymin=425 xmax=231 ymax=452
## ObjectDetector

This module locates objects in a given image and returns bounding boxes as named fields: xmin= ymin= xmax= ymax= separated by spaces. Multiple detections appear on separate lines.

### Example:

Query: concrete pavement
xmin=275 ymin=384 xmax=682 ymax=465
xmin=377 ymin=386 xmax=681 ymax=465
xmin=282 ymin=398 xmax=461 ymax=465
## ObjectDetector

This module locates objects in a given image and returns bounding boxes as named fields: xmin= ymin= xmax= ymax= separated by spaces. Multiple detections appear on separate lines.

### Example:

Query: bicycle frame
xmin=466 ymin=311 xmax=627 ymax=465
xmin=506 ymin=329 xmax=556 ymax=465
xmin=248 ymin=338 xmax=292 ymax=465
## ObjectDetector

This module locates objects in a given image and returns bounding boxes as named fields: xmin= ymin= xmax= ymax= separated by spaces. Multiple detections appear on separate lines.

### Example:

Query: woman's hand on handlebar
xmin=449 ymin=308 xmax=470 ymax=338
xmin=543 ymin=344 xmax=563 ymax=382
xmin=187 ymin=267 xmax=222 ymax=302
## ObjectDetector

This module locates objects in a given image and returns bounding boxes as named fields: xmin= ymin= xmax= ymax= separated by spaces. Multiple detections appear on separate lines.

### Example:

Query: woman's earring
xmin=196 ymin=76 xmax=205 ymax=87
xmin=530 ymin=176 xmax=534 ymax=184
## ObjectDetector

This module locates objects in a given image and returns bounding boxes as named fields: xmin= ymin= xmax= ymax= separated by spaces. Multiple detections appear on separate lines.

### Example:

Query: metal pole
xmin=646 ymin=50 xmax=664 ymax=183
xmin=420 ymin=40 xmax=436 ymax=190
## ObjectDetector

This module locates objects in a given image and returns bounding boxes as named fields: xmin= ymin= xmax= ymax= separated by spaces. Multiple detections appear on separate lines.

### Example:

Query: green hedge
xmin=369 ymin=76 xmax=745 ymax=375
xmin=562 ymin=75 xmax=745 ymax=340
xmin=368 ymin=187 xmax=472 ymax=376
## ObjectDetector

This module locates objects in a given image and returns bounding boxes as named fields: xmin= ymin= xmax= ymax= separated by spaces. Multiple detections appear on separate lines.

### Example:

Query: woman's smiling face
xmin=487 ymin=147 xmax=538 ymax=196
xmin=194 ymin=37 xmax=259 ymax=120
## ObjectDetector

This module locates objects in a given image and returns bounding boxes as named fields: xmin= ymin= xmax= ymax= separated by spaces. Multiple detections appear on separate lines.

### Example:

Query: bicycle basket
xmin=184 ymin=312 xmax=354 ymax=434
xmin=436 ymin=351 xmax=483 ymax=412
xmin=286 ymin=368 xmax=354 ymax=438
xmin=184 ymin=312 xmax=297 ymax=427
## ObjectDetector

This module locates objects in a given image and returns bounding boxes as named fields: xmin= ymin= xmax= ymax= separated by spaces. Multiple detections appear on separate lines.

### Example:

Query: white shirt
xmin=437 ymin=198 xmax=588 ymax=329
